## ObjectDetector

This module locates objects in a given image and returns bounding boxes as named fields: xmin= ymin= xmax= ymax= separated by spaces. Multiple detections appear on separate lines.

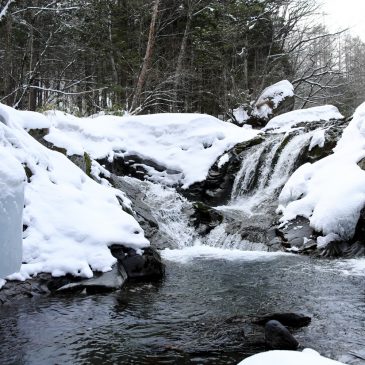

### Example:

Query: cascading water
xmin=120 ymin=176 xmax=198 ymax=249
xmin=204 ymin=130 xmax=318 ymax=250
xmin=119 ymin=129 xmax=319 ymax=252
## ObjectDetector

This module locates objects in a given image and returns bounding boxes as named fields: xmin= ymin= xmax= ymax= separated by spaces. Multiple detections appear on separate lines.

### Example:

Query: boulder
xmin=253 ymin=313 xmax=311 ymax=328
xmin=57 ymin=264 xmax=127 ymax=294
xmin=265 ymin=320 xmax=299 ymax=350
xmin=110 ymin=245 xmax=165 ymax=281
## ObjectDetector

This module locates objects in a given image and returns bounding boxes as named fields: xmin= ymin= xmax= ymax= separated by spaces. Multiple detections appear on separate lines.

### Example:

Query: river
xmin=0 ymin=249 xmax=364 ymax=364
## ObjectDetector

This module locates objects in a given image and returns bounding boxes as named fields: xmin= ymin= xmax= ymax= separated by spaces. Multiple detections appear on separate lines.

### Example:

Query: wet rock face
xmin=110 ymin=245 xmax=165 ymax=281
xmin=182 ymin=136 xmax=265 ymax=206
xmin=191 ymin=202 xmax=223 ymax=235
xmin=274 ymin=217 xmax=316 ymax=252
xmin=264 ymin=320 xmax=299 ymax=350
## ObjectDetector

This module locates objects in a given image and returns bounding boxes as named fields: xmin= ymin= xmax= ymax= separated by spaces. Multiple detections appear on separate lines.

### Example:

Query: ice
xmin=263 ymin=105 xmax=343 ymax=133
xmin=44 ymin=111 xmax=259 ymax=188
xmin=237 ymin=349 xmax=346 ymax=365
xmin=0 ymin=146 xmax=25 ymax=281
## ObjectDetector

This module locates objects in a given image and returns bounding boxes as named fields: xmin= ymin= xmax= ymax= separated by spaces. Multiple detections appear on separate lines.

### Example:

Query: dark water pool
xmin=0 ymin=254 xmax=364 ymax=364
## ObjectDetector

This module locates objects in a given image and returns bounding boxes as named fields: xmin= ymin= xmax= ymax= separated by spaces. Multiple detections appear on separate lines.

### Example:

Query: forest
xmin=1 ymin=0 xmax=365 ymax=118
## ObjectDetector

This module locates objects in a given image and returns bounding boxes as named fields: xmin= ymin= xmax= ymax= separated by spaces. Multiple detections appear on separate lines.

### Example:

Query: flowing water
xmin=0 ymin=253 xmax=364 ymax=365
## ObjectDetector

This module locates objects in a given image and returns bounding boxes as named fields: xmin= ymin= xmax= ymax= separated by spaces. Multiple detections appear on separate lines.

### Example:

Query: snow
xmin=278 ymin=102 xmax=365 ymax=243
xmin=263 ymin=105 xmax=343 ymax=133
xmin=0 ymin=103 xmax=149 ymax=280
xmin=232 ymin=106 xmax=250 ymax=125
xmin=309 ymin=129 xmax=326 ymax=150
xmin=252 ymin=80 xmax=294 ymax=120
xmin=217 ymin=153 xmax=230 ymax=168
xmin=0 ymin=146 xmax=24 ymax=282
xmin=237 ymin=349 xmax=346 ymax=365
xmin=44 ymin=111 xmax=259 ymax=188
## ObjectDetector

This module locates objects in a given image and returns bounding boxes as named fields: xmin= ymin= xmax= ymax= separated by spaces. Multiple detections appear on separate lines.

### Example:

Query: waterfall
xmin=121 ymin=177 xmax=198 ymax=249
xmin=120 ymin=130 xmax=316 ymax=252
xmin=229 ymin=131 xmax=314 ymax=213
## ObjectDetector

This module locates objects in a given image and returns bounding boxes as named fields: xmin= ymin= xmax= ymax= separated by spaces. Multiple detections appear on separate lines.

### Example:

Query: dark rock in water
xmin=265 ymin=320 xmax=299 ymax=350
xmin=57 ymin=264 xmax=127 ymax=294
xmin=320 ymin=241 xmax=350 ymax=258
xmin=274 ymin=216 xmax=316 ymax=252
xmin=191 ymin=201 xmax=223 ymax=235
xmin=253 ymin=312 xmax=311 ymax=328
xmin=110 ymin=245 xmax=165 ymax=281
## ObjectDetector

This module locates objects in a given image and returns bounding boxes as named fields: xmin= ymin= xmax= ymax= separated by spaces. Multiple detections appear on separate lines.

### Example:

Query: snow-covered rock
xmin=278 ymin=102 xmax=365 ymax=243
xmin=0 ymin=103 xmax=149 ymax=281
xmin=263 ymin=105 xmax=343 ymax=133
xmin=237 ymin=349 xmax=346 ymax=365
xmin=252 ymin=80 xmax=294 ymax=121
xmin=0 ymin=146 xmax=25 ymax=281
xmin=44 ymin=111 xmax=259 ymax=188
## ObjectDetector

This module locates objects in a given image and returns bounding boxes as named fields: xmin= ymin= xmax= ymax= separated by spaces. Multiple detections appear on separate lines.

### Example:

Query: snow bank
xmin=263 ymin=105 xmax=343 ymax=133
xmin=44 ymin=112 xmax=259 ymax=188
xmin=0 ymin=146 xmax=25 ymax=281
xmin=278 ymin=102 xmax=365 ymax=242
xmin=253 ymin=80 xmax=294 ymax=120
xmin=237 ymin=349 xmax=345 ymax=365
xmin=0 ymin=103 xmax=148 ymax=280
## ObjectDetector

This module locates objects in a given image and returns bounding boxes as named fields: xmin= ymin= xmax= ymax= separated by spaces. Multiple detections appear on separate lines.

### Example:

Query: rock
xmin=253 ymin=313 xmax=311 ymax=328
xmin=182 ymin=136 xmax=265 ymax=205
xmin=57 ymin=264 xmax=127 ymax=294
xmin=110 ymin=245 xmax=165 ymax=281
xmin=275 ymin=217 xmax=316 ymax=252
xmin=265 ymin=320 xmax=299 ymax=350
xmin=191 ymin=201 xmax=223 ymax=235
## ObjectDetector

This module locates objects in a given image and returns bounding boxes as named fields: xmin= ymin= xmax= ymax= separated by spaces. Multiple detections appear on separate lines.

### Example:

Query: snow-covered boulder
xmin=263 ymin=105 xmax=344 ymax=133
xmin=249 ymin=80 xmax=295 ymax=126
xmin=44 ymin=111 xmax=259 ymax=188
xmin=0 ymin=103 xmax=149 ymax=281
xmin=237 ymin=348 xmax=345 ymax=365
xmin=0 ymin=147 xmax=25 ymax=286
xmin=277 ymin=102 xmax=365 ymax=247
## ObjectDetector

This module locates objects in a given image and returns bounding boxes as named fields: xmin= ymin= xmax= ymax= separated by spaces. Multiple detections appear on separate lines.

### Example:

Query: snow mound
xmin=278 ymin=102 xmax=365 ymax=242
xmin=0 ymin=146 xmax=25 ymax=281
xmin=253 ymin=80 xmax=294 ymax=120
xmin=0 ymin=103 xmax=148 ymax=280
xmin=44 ymin=112 xmax=259 ymax=188
xmin=263 ymin=105 xmax=343 ymax=132
xmin=237 ymin=349 xmax=345 ymax=365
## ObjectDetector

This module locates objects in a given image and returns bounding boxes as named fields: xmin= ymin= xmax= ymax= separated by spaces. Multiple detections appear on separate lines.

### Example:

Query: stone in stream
xmin=265 ymin=320 xmax=299 ymax=350
xmin=57 ymin=264 xmax=128 ymax=294
xmin=110 ymin=245 xmax=165 ymax=281
xmin=253 ymin=312 xmax=311 ymax=328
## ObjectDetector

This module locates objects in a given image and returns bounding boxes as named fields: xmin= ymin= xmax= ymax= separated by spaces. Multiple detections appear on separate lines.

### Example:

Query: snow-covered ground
xmin=44 ymin=111 xmax=259 ymax=188
xmin=237 ymin=349 xmax=346 ymax=365
xmin=0 ymin=103 xmax=148 ymax=282
xmin=278 ymin=102 xmax=365 ymax=244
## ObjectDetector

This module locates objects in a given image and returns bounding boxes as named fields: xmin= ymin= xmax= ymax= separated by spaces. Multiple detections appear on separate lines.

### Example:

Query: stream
xmin=0 ymin=250 xmax=364 ymax=365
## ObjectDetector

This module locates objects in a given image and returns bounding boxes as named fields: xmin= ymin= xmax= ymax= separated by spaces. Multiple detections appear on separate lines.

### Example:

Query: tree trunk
xmin=130 ymin=0 xmax=160 ymax=113
xmin=173 ymin=9 xmax=192 ymax=111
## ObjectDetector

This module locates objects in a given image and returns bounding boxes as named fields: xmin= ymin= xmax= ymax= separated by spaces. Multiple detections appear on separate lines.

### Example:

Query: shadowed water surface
xmin=0 ymin=254 xmax=364 ymax=364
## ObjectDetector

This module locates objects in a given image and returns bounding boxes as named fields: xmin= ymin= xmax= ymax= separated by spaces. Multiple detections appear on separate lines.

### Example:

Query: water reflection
xmin=0 ymin=255 xmax=364 ymax=364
